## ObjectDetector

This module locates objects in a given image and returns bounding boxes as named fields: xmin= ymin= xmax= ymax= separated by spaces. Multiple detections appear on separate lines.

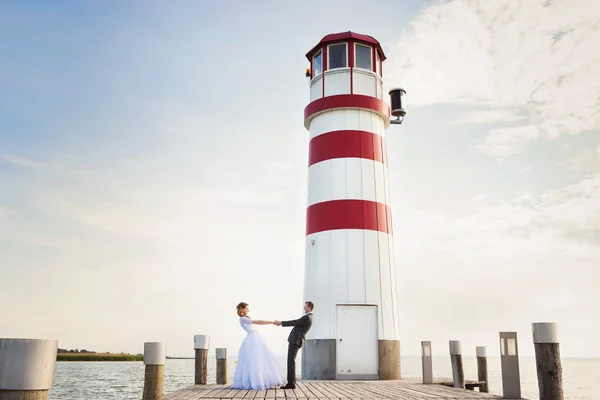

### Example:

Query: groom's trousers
xmin=287 ymin=343 xmax=301 ymax=385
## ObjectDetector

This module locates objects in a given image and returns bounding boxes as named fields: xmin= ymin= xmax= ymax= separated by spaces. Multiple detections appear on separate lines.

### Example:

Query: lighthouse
xmin=301 ymin=32 xmax=406 ymax=381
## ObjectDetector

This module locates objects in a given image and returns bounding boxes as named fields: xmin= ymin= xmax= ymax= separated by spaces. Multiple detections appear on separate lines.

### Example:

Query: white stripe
xmin=304 ymin=230 xmax=399 ymax=341
xmin=307 ymin=158 xmax=390 ymax=207
xmin=309 ymin=109 xmax=385 ymax=140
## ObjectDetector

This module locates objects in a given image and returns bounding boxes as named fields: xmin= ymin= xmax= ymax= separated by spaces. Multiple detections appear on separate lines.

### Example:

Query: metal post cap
xmin=533 ymin=322 xmax=559 ymax=344
xmin=194 ymin=335 xmax=210 ymax=350
xmin=0 ymin=338 xmax=58 ymax=390
xmin=216 ymin=348 xmax=227 ymax=359
xmin=144 ymin=342 xmax=166 ymax=365
xmin=476 ymin=346 xmax=487 ymax=357
xmin=449 ymin=340 xmax=462 ymax=355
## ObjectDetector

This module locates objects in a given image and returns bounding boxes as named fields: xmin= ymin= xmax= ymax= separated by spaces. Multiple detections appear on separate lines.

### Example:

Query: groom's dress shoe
xmin=280 ymin=384 xmax=296 ymax=389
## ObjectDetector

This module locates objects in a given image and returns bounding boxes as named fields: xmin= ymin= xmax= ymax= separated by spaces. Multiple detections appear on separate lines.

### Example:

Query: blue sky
xmin=1 ymin=0 xmax=600 ymax=361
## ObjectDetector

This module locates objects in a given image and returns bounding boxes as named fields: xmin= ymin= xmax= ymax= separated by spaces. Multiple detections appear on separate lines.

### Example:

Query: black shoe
xmin=280 ymin=384 xmax=296 ymax=389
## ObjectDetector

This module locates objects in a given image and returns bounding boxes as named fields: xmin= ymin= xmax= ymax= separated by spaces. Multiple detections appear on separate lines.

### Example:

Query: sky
xmin=1 ymin=0 xmax=599 ymax=361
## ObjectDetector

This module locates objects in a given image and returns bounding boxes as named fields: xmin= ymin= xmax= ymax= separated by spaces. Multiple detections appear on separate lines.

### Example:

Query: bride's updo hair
xmin=236 ymin=302 xmax=248 ymax=317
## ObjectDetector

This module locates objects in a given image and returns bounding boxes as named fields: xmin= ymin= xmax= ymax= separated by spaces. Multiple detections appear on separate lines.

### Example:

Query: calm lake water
xmin=49 ymin=355 xmax=600 ymax=400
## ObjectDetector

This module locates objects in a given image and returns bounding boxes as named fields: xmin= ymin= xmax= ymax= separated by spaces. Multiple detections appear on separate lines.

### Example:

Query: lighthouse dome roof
xmin=305 ymin=31 xmax=386 ymax=61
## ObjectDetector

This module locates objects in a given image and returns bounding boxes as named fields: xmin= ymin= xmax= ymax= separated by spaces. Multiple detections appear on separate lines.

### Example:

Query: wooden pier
xmin=162 ymin=380 xmax=517 ymax=400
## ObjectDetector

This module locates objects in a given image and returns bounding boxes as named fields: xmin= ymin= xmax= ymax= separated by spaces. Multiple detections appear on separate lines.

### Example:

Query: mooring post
xmin=421 ymin=341 xmax=433 ymax=384
xmin=533 ymin=322 xmax=564 ymax=400
xmin=0 ymin=338 xmax=58 ymax=400
xmin=142 ymin=342 xmax=166 ymax=400
xmin=194 ymin=335 xmax=210 ymax=385
xmin=500 ymin=332 xmax=522 ymax=399
xmin=216 ymin=348 xmax=227 ymax=384
xmin=476 ymin=346 xmax=489 ymax=393
xmin=449 ymin=340 xmax=465 ymax=389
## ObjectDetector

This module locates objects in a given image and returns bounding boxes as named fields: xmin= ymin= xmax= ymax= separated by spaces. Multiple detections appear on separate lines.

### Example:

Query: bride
xmin=232 ymin=302 xmax=286 ymax=390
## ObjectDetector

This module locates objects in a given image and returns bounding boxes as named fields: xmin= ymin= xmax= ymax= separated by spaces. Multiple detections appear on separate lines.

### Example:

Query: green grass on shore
xmin=57 ymin=353 xmax=143 ymax=362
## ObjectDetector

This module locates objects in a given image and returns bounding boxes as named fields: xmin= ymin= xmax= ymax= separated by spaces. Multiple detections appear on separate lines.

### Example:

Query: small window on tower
xmin=355 ymin=44 xmax=372 ymax=70
xmin=376 ymin=51 xmax=381 ymax=76
xmin=313 ymin=50 xmax=322 ymax=76
xmin=328 ymin=43 xmax=347 ymax=69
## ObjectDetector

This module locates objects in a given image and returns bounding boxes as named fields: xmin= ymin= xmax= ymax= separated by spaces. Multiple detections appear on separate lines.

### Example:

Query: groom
xmin=274 ymin=301 xmax=314 ymax=389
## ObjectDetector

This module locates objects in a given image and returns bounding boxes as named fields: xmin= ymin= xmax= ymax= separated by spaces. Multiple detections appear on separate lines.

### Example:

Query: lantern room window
xmin=355 ymin=43 xmax=372 ymax=71
xmin=376 ymin=50 xmax=381 ymax=76
xmin=313 ymin=50 xmax=323 ymax=76
xmin=328 ymin=43 xmax=347 ymax=69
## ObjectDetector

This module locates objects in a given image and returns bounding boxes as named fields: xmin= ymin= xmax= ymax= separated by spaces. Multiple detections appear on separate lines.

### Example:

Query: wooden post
xmin=0 ymin=338 xmax=58 ymax=400
xmin=533 ymin=322 xmax=563 ymax=400
xmin=194 ymin=335 xmax=210 ymax=385
xmin=476 ymin=346 xmax=489 ymax=393
xmin=449 ymin=340 xmax=464 ymax=389
xmin=421 ymin=341 xmax=433 ymax=384
xmin=216 ymin=348 xmax=227 ymax=384
xmin=499 ymin=332 xmax=522 ymax=399
xmin=142 ymin=342 xmax=166 ymax=400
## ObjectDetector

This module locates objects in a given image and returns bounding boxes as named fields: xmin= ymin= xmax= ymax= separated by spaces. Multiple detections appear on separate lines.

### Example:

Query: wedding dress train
xmin=232 ymin=316 xmax=286 ymax=390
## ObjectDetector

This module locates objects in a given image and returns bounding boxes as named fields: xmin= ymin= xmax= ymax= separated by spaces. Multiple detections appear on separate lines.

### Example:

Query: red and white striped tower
xmin=301 ymin=32 xmax=402 ymax=381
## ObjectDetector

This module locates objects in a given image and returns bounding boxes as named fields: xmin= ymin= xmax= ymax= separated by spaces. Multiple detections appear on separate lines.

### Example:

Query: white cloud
xmin=448 ymin=110 xmax=526 ymax=125
xmin=519 ymin=165 xmax=532 ymax=174
xmin=386 ymin=0 xmax=600 ymax=155
xmin=473 ymin=125 xmax=540 ymax=157
xmin=393 ymin=175 xmax=600 ymax=357
xmin=471 ymin=193 xmax=486 ymax=202
xmin=559 ymin=146 xmax=600 ymax=171
xmin=0 ymin=206 xmax=13 ymax=222
xmin=0 ymin=206 xmax=16 ymax=237
xmin=562 ymin=156 xmax=586 ymax=171
xmin=2 ymin=155 xmax=43 ymax=168
xmin=399 ymin=172 xmax=600 ymax=258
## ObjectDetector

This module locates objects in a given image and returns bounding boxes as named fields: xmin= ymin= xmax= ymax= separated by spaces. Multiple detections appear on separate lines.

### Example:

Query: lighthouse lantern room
xmin=301 ymin=31 xmax=404 ymax=381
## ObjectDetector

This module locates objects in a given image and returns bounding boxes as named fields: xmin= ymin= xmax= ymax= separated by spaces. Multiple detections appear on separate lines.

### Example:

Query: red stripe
xmin=308 ymin=130 xmax=386 ymax=166
xmin=306 ymin=199 xmax=391 ymax=235
xmin=304 ymin=94 xmax=391 ymax=129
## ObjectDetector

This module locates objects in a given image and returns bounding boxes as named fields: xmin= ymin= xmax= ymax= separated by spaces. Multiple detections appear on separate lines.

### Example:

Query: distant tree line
xmin=57 ymin=348 xmax=98 ymax=354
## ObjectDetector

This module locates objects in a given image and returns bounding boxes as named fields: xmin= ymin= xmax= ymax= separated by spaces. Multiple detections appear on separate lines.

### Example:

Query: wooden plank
xmin=340 ymin=382 xmax=377 ymax=399
xmin=304 ymin=382 xmax=327 ymax=398
xmin=295 ymin=382 xmax=319 ymax=400
xmin=374 ymin=383 xmax=432 ymax=399
xmin=163 ymin=380 xmax=514 ymax=399
xmin=220 ymin=388 xmax=239 ymax=399
xmin=292 ymin=383 xmax=309 ymax=399
xmin=254 ymin=390 xmax=267 ymax=399
xmin=318 ymin=382 xmax=341 ymax=398
xmin=326 ymin=382 xmax=359 ymax=399
xmin=233 ymin=389 xmax=249 ymax=398
xmin=199 ymin=386 xmax=231 ymax=398
xmin=207 ymin=385 xmax=235 ymax=398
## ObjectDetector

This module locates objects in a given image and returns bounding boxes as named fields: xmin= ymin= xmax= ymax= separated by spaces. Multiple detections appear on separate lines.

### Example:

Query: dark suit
xmin=281 ymin=313 xmax=312 ymax=386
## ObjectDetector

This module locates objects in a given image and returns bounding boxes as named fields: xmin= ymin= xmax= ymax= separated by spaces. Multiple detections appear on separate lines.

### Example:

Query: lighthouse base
xmin=378 ymin=340 xmax=401 ymax=380
xmin=301 ymin=339 xmax=401 ymax=380
xmin=301 ymin=339 xmax=336 ymax=380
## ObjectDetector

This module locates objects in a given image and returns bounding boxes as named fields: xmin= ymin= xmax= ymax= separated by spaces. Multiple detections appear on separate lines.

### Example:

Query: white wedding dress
xmin=232 ymin=316 xmax=286 ymax=389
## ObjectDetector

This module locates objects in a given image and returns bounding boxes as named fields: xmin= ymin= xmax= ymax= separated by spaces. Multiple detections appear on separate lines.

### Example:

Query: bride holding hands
xmin=232 ymin=302 xmax=286 ymax=390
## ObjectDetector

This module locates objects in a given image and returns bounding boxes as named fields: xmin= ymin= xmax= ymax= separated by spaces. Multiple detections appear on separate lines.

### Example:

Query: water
xmin=49 ymin=356 xmax=600 ymax=399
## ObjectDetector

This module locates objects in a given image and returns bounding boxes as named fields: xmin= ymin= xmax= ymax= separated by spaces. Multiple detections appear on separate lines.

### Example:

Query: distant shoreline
xmin=56 ymin=354 xmax=200 ymax=362
xmin=57 ymin=353 xmax=143 ymax=362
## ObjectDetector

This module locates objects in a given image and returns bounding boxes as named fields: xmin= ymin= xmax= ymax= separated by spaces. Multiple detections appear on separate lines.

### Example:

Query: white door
xmin=336 ymin=304 xmax=378 ymax=379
